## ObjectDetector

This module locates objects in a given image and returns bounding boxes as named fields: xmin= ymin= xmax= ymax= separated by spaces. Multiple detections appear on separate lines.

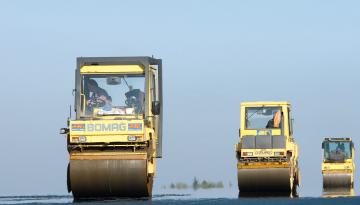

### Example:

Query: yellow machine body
xmin=61 ymin=57 xmax=163 ymax=199
xmin=236 ymin=101 xmax=300 ymax=196
xmin=321 ymin=138 xmax=355 ymax=197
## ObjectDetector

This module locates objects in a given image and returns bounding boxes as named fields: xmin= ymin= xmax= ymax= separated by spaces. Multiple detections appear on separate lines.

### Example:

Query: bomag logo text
xmin=86 ymin=123 xmax=126 ymax=132
xmin=255 ymin=150 xmax=273 ymax=156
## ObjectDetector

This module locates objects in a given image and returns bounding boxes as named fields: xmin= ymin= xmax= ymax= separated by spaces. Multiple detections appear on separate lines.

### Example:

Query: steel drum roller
xmin=323 ymin=173 xmax=351 ymax=189
xmin=238 ymin=168 xmax=291 ymax=192
xmin=69 ymin=159 xmax=151 ymax=198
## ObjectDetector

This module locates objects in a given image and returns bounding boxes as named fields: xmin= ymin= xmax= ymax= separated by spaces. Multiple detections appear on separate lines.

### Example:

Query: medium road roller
xmin=322 ymin=138 xmax=355 ymax=197
xmin=60 ymin=57 xmax=163 ymax=199
xmin=235 ymin=102 xmax=300 ymax=197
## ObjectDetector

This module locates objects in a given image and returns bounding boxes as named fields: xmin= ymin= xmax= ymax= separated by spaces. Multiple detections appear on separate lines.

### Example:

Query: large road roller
xmin=322 ymin=138 xmax=355 ymax=197
xmin=235 ymin=102 xmax=300 ymax=197
xmin=60 ymin=57 xmax=163 ymax=199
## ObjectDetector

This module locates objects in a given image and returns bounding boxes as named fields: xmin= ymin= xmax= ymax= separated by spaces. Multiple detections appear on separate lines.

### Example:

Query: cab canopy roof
xmin=77 ymin=56 xmax=161 ymax=67
xmin=323 ymin=137 xmax=352 ymax=142
xmin=77 ymin=56 xmax=162 ymax=74
xmin=241 ymin=101 xmax=290 ymax=107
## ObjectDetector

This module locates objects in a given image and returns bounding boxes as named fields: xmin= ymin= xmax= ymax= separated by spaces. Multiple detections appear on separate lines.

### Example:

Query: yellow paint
xmin=321 ymin=138 xmax=355 ymax=189
xmin=322 ymin=169 xmax=353 ymax=174
xmin=70 ymin=135 xmax=144 ymax=143
xmin=241 ymin=148 xmax=286 ymax=157
xmin=236 ymin=101 xmax=300 ymax=192
xmin=240 ymin=101 xmax=290 ymax=107
xmin=148 ymin=160 xmax=155 ymax=174
xmin=80 ymin=65 xmax=144 ymax=74
xmin=65 ymin=57 xmax=162 ymax=185
xmin=240 ymin=102 xmax=291 ymax=137
xmin=237 ymin=162 xmax=290 ymax=169
xmin=70 ymin=120 xmax=144 ymax=136
xmin=70 ymin=152 xmax=147 ymax=160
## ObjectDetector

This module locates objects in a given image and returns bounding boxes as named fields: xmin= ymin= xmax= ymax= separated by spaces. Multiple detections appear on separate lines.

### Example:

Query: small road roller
xmin=322 ymin=137 xmax=355 ymax=197
xmin=60 ymin=57 xmax=163 ymax=200
xmin=236 ymin=101 xmax=300 ymax=197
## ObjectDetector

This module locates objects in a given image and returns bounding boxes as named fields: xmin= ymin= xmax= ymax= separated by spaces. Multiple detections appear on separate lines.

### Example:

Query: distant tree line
xmin=166 ymin=177 xmax=224 ymax=190
xmin=192 ymin=177 xmax=224 ymax=190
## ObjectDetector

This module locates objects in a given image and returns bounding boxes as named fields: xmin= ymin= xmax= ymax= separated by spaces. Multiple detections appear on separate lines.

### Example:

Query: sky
xmin=0 ymin=0 xmax=359 ymax=197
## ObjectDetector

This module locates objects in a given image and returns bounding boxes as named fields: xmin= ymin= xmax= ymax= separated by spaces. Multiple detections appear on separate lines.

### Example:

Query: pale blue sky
xmin=0 ymin=0 xmax=359 ymax=197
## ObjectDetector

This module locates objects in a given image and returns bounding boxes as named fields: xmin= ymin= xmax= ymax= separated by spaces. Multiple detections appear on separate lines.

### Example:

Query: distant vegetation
xmin=165 ymin=177 xmax=224 ymax=190
xmin=170 ymin=182 xmax=188 ymax=189
xmin=192 ymin=177 xmax=224 ymax=190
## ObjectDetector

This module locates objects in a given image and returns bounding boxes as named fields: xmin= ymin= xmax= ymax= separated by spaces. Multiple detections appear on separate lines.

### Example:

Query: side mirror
xmin=321 ymin=142 xmax=324 ymax=149
xmin=60 ymin=128 xmax=69 ymax=135
xmin=152 ymin=101 xmax=161 ymax=115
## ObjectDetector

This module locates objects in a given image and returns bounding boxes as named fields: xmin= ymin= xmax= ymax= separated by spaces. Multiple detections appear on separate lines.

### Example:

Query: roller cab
xmin=236 ymin=102 xmax=300 ymax=197
xmin=322 ymin=138 xmax=355 ymax=197
xmin=61 ymin=57 xmax=163 ymax=200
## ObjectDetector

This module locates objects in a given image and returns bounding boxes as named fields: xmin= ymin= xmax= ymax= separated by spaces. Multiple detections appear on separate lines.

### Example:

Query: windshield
xmin=245 ymin=107 xmax=282 ymax=129
xmin=324 ymin=141 xmax=352 ymax=162
xmin=81 ymin=74 xmax=145 ymax=117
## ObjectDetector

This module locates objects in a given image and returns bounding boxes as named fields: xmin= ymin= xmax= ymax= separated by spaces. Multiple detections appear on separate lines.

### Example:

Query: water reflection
xmin=238 ymin=191 xmax=297 ymax=198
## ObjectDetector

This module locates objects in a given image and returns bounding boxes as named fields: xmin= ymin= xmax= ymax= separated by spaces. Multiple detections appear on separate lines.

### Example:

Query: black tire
xmin=67 ymin=163 xmax=71 ymax=193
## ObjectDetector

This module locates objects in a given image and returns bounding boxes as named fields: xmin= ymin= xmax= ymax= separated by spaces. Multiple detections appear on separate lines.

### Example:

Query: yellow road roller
xmin=322 ymin=138 xmax=355 ymax=197
xmin=235 ymin=101 xmax=300 ymax=196
xmin=60 ymin=57 xmax=163 ymax=199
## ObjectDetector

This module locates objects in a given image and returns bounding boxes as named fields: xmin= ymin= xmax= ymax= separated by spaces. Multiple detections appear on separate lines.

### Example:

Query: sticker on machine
xmin=128 ymin=123 xmax=142 ymax=131
xmin=71 ymin=124 xmax=85 ymax=131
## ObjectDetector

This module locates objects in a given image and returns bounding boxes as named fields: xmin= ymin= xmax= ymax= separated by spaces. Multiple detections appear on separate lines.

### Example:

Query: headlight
xmin=242 ymin=152 xmax=253 ymax=157
xmin=128 ymin=136 xmax=137 ymax=141
xmin=79 ymin=136 xmax=87 ymax=142
xmin=71 ymin=137 xmax=79 ymax=142
xmin=274 ymin=151 xmax=284 ymax=156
